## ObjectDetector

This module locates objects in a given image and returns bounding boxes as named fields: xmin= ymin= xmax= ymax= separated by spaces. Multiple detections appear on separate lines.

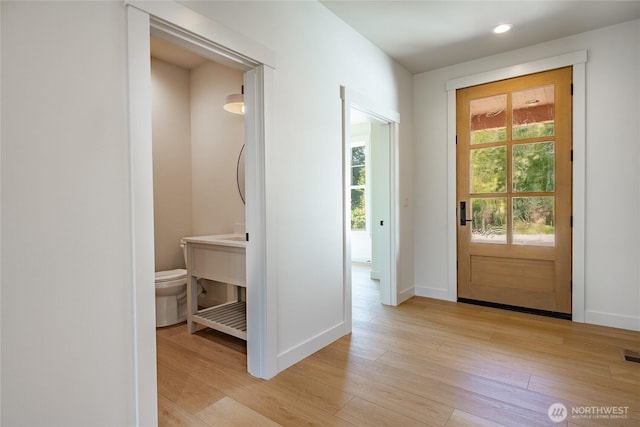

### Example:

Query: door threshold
xmin=458 ymin=298 xmax=572 ymax=320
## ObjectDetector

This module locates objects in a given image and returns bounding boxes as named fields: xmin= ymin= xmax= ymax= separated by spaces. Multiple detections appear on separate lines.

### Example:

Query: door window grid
xmin=469 ymin=85 xmax=556 ymax=246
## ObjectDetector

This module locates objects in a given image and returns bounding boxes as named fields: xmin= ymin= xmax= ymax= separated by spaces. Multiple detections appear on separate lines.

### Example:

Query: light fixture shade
xmin=224 ymin=93 xmax=245 ymax=115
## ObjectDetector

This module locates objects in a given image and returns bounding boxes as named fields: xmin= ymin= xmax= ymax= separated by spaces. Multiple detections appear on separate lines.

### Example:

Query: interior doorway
xmin=150 ymin=36 xmax=246 ymax=311
xmin=144 ymin=21 xmax=273 ymax=377
xmin=348 ymin=108 xmax=391 ymax=282
xmin=341 ymin=86 xmax=400 ymax=334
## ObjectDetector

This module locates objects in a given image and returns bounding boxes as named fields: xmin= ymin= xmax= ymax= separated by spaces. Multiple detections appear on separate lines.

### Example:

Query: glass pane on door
xmin=512 ymin=85 xmax=555 ymax=139
xmin=512 ymin=141 xmax=555 ymax=192
xmin=470 ymin=94 xmax=507 ymax=145
xmin=512 ymin=196 xmax=555 ymax=246
xmin=471 ymin=197 xmax=507 ymax=244
xmin=470 ymin=146 xmax=507 ymax=193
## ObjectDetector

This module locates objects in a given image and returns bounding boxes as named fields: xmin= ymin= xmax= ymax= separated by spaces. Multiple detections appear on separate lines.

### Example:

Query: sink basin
xmin=221 ymin=235 xmax=246 ymax=242
xmin=182 ymin=234 xmax=247 ymax=248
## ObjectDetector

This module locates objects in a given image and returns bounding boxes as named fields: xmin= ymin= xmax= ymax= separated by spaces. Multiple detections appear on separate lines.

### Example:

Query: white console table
xmin=181 ymin=234 xmax=247 ymax=340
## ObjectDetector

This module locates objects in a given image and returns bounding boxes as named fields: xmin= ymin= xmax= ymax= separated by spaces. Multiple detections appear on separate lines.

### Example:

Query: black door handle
xmin=460 ymin=201 xmax=473 ymax=226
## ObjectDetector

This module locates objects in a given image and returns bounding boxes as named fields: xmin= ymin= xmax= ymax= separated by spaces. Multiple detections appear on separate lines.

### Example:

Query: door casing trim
xmin=445 ymin=50 xmax=587 ymax=322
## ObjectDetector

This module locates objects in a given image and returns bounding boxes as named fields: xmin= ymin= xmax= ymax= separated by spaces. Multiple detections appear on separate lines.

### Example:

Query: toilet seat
xmin=155 ymin=269 xmax=187 ymax=283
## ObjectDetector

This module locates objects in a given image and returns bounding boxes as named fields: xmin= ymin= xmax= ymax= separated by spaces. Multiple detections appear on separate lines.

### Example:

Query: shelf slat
xmin=192 ymin=301 xmax=247 ymax=340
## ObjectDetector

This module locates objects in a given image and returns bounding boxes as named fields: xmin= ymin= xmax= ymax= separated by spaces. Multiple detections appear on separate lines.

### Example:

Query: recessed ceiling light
xmin=492 ymin=24 xmax=512 ymax=34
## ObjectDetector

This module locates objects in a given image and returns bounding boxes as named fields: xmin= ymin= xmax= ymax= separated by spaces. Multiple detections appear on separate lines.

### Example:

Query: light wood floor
xmin=157 ymin=264 xmax=640 ymax=426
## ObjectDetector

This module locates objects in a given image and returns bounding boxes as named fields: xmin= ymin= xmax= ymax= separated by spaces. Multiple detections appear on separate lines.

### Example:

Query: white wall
xmin=151 ymin=57 xmax=245 ymax=270
xmin=152 ymin=58 xmax=193 ymax=271
xmin=190 ymin=61 xmax=245 ymax=236
xmin=190 ymin=60 xmax=245 ymax=306
xmin=1 ymin=2 xmax=136 ymax=426
xmin=1 ymin=1 xmax=413 ymax=424
xmin=152 ymin=57 xmax=244 ymax=305
xmin=414 ymin=19 xmax=640 ymax=331
xmin=182 ymin=1 xmax=414 ymax=363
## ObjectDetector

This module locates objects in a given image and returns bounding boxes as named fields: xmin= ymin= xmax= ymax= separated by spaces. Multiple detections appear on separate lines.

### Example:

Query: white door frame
xmin=126 ymin=2 xmax=277 ymax=425
xmin=341 ymin=86 xmax=400 ymax=333
xmin=445 ymin=50 xmax=587 ymax=321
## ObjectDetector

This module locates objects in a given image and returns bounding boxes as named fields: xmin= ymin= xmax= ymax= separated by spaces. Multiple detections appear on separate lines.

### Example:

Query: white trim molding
xmin=277 ymin=322 xmax=346 ymax=372
xmin=126 ymin=0 xmax=275 ymax=69
xmin=126 ymin=7 xmax=157 ymax=426
xmin=446 ymin=50 xmax=588 ymax=322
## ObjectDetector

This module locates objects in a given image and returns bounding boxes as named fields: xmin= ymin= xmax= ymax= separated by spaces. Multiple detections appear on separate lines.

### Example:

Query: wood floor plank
xmin=223 ymin=380 xmax=358 ymax=426
xmin=372 ymin=349 xmax=548 ymax=414
xmin=335 ymin=397 xmax=426 ymax=427
xmin=263 ymin=368 xmax=355 ymax=414
xmin=416 ymin=344 xmax=531 ymax=389
xmin=157 ymin=360 xmax=226 ymax=414
xmin=196 ymin=396 xmax=282 ymax=427
xmin=307 ymin=346 xmax=551 ymax=427
xmin=334 ymin=330 xmax=445 ymax=363
xmin=158 ymin=395 xmax=213 ymax=427
xmin=528 ymin=374 xmax=640 ymax=410
xmin=438 ymin=335 xmax=613 ymax=380
xmin=609 ymin=362 xmax=640 ymax=385
xmin=445 ymin=409 xmax=507 ymax=427
xmin=289 ymin=355 xmax=453 ymax=426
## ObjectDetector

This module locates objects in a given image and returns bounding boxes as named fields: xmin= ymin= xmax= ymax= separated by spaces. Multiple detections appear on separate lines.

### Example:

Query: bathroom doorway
xmin=140 ymin=17 xmax=276 ymax=378
xmin=127 ymin=4 xmax=276 ymax=422
xmin=150 ymin=36 xmax=246 ymax=308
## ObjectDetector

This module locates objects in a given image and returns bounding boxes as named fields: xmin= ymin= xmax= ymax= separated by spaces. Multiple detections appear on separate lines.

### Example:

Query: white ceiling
xmin=150 ymin=37 xmax=208 ymax=69
xmin=320 ymin=1 xmax=640 ymax=74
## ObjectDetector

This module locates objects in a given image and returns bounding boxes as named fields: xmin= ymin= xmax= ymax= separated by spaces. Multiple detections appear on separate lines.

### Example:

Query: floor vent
xmin=621 ymin=349 xmax=640 ymax=363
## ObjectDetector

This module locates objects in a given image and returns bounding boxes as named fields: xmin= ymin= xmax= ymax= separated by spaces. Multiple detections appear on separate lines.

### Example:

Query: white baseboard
xmin=414 ymin=285 xmax=451 ymax=301
xmin=277 ymin=322 xmax=346 ymax=373
xmin=585 ymin=310 xmax=640 ymax=332
xmin=398 ymin=287 xmax=414 ymax=304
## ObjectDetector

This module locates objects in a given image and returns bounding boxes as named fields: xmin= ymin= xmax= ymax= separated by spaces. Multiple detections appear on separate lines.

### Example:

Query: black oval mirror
xmin=237 ymin=144 xmax=245 ymax=204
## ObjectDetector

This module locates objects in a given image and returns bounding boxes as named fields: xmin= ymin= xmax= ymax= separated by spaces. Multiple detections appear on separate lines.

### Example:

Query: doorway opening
xmin=150 ymin=36 xmax=246 ymax=316
xmin=348 ymin=108 xmax=391 ymax=292
xmin=141 ymin=17 xmax=272 ymax=376
xmin=341 ymin=86 xmax=400 ymax=334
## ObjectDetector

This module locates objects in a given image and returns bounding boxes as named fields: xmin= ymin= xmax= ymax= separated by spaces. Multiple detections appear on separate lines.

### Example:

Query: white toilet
xmin=155 ymin=243 xmax=189 ymax=327
xmin=155 ymin=268 xmax=188 ymax=327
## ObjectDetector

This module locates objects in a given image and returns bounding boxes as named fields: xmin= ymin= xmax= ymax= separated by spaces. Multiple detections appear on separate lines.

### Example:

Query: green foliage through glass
xmin=512 ymin=197 xmax=555 ymax=246
xmin=512 ymin=142 xmax=555 ymax=192
xmin=351 ymin=146 xmax=366 ymax=230
xmin=512 ymin=122 xmax=555 ymax=140
xmin=471 ymin=146 xmax=507 ymax=193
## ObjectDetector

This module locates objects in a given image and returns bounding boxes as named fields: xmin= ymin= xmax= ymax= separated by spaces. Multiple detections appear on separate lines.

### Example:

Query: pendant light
xmin=224 ymin=85 xmax=245 ymax=115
